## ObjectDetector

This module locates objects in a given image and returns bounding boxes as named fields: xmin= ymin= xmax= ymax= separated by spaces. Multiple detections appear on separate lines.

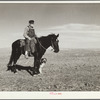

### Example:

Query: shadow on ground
xmin=7 ymin=65 xmax=33 ymax=76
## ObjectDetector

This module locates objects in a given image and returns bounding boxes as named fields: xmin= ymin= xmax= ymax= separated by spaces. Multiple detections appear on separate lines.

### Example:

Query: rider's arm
xmin=33 ymin=29 xmax=37 ymax=37
xmin=23 ymin=27 xmax=31 ymax=40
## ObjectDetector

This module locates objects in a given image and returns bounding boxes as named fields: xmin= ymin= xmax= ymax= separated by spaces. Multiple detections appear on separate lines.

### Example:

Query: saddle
xmin=20 ymin=39 xmax=25 ymax=47
xmin=20 ymin=38 xmax=37 ymax=47
xmin=19 ymin=39 xmax=37 ymax=56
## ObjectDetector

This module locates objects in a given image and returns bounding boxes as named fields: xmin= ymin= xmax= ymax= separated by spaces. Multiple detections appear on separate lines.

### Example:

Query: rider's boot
xmin=25 ymin=51 xmax=29 ymax=59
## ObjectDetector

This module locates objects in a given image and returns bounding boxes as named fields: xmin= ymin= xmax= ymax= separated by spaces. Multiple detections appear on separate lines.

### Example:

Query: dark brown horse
xmin=7 ymin=34 xmax=59 ymax=75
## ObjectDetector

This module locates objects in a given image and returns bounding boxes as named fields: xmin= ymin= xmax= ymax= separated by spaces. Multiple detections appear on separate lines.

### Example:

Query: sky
xmin=1 ymin=3 xmax=100 ymax=49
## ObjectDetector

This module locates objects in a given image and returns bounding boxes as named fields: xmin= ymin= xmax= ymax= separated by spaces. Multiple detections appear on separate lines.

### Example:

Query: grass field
xmin=1 ymin=48 xmax=100 ymax=91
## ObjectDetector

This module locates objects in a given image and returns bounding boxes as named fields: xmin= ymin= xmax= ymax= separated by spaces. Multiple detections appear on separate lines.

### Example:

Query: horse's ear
xmin=56 ymin=34 xmax=59 ymax=38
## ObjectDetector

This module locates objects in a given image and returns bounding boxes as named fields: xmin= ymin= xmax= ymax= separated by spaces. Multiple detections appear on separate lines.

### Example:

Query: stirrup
xmin=28 ymin=52 xmax=33 ymax=57
xmin=25 ymin=55 xmax=29 ymax=59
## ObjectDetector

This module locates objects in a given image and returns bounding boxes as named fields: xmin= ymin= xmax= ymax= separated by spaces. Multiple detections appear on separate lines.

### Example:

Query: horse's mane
xmin=38 ymin=36 xmax=46 ymax=39
xmin=38 ymin=33 xmax=55 ymax=40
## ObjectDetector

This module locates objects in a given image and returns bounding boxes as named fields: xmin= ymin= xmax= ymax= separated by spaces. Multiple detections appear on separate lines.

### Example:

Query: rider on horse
xmin=23 ymin=20 xmax=37 ymax=59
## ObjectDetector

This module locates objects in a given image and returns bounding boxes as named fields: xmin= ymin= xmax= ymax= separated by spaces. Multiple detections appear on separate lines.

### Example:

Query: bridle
xmin=51 ymin=40 xmax=55 ymax=50
xmin=51 ymin=39 xmax=59 ymax=51
xmin=36 ymin=37 xmax=58 ymax=51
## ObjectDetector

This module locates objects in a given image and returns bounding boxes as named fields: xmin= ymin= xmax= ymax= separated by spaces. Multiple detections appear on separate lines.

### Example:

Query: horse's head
xmin=48 ymin=34 xmax=59 ymax=53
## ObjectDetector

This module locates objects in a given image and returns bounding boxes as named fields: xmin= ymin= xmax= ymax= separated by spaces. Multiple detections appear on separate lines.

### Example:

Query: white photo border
xmin=0 ymin=1 xmax=100 ymax=99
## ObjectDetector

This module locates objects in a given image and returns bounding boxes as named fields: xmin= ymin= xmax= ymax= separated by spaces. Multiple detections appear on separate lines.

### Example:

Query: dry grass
xmin=0 ymin=48 xmax=100 ymax=91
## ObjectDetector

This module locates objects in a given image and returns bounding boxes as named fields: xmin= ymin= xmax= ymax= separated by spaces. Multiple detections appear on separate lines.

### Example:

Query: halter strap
xmin=51 ymin=40 xmax=54 ymax=49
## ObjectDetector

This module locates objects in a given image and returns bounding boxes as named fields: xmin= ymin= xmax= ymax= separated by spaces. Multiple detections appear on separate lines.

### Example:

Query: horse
xmin=7 ymin=33 xmax=59 ymax=75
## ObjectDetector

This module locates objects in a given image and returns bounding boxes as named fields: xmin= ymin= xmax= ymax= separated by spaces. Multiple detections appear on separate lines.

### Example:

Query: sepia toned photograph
xmin=1 ymin=2 xmax=100 ymax=97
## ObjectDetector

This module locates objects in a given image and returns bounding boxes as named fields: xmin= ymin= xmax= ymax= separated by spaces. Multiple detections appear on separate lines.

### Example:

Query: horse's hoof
xmin=35 ymin=72 xmax=40 ymax=75
xmin=7 ymin=66 xmax=12 ymax=71
xmin=14 ymin=70 xmax=17 ymax=73
xmin=12 ymin=68 xmax=17 ymax=73
xmin=7 ymin=63 xmax=12 ymax=67
xmin=6 ymin=68 xmax=10 ymax=71
xmin=31 ymin=73 xmax=34 ymax=76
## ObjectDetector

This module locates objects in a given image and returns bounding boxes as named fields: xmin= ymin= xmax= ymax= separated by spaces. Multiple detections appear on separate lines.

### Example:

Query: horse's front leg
xmin=33 ymin=58 xmax=40 ymax=75
xmin=32 ymin=58 xmax=36 ymax=75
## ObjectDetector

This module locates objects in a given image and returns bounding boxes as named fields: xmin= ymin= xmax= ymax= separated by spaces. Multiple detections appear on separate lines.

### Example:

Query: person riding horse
xmin=7 ymin=20 xmax=59 ymax=75
xmin=7 ymin=33 xmax=59 ymax=75
xmin=23 ymin=20 xmax=37 ymax=59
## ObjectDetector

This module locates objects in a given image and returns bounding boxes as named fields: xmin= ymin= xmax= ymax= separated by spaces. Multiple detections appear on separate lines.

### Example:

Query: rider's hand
xmin=35 ymin=36 xmax=37 ymax=39
xmin=29 ymin=38 xmax=31 ymax=40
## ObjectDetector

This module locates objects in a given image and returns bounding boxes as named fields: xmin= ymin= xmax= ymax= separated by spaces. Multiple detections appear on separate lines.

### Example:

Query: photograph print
xmin=0 ymin=2 xmax=100 ymax=91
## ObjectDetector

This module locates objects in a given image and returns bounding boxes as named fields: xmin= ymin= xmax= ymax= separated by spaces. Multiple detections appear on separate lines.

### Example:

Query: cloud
xmin=46 ymin=23 xmax=100 ymax=32
xmin=37 ymin=23 xmax=100 ymax=49
xmin=37 ymin=23 xmax=100 ymax=36
xmin=1 ymin=23 xmax=100 ymax=49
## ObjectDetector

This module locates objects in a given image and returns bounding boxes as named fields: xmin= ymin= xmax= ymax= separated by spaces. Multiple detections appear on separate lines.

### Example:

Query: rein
xmin=36 ymin=38 xmax=47 ymax=50
xmin=36 ymin=37 xmax=55 ymax=51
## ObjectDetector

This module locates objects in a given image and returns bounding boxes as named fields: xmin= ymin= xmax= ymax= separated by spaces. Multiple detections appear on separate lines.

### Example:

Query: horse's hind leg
xmin=12 ymin=52 xmax=21 ymax=73
xmin=7 ymin=55 xmax=13 ymax=67
xmin=7 ymin=47 xmax=15 ymax=70
xmin=7 ymin=56 xmax=14 ymax=71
